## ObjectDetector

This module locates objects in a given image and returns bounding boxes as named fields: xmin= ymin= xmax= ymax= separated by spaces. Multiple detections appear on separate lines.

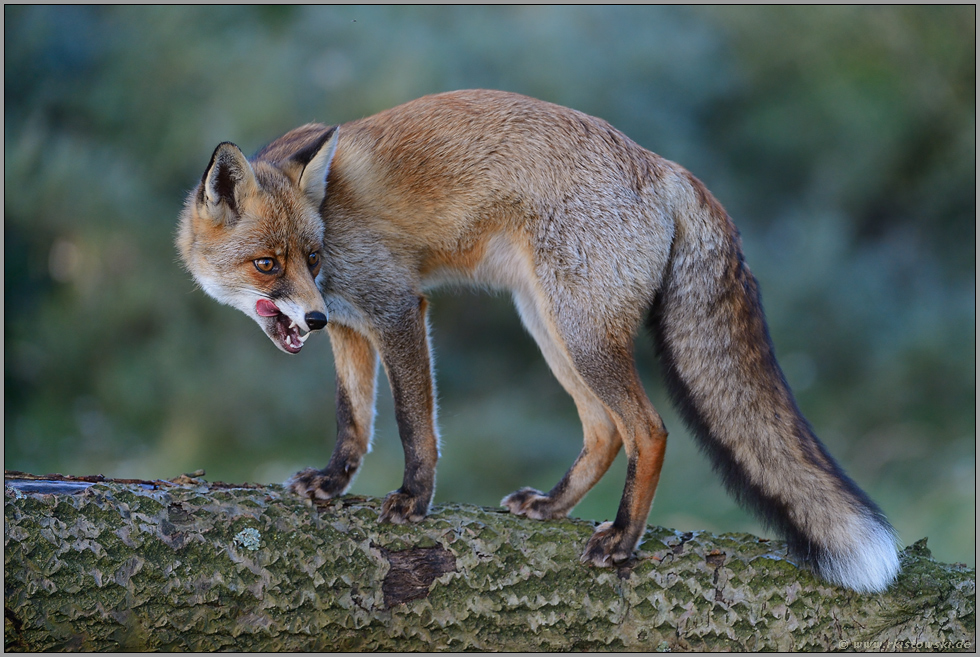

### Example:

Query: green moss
xmin=5 ymin=483 xmax=974 ymax=651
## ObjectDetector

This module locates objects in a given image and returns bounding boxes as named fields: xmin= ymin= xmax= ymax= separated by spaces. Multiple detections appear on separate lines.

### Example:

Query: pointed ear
xmin=293 ymin=126 xmax=339 ymax=209
xmin=198 ymin=142 xmax=258 ymax=225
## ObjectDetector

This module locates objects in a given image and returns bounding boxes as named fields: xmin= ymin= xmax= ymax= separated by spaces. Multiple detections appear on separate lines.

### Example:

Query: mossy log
xmin=4 ymin=473 xmax=975 ymax=652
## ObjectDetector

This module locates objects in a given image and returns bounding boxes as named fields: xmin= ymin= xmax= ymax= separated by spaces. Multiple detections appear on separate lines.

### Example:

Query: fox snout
xmin=256 ymin=298 xmax=327 ymax=329
xmin=255 ymin=298 xmax=328 ymax=354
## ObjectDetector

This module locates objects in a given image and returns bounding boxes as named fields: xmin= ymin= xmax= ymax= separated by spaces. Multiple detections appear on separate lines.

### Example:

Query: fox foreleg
xmin=288 ymin=323 xmax=379 ymax=499
xmin=376 ymin=297 xmax=440 ymax=524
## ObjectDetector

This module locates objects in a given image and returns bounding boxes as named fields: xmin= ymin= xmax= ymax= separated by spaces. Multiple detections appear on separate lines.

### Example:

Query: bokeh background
xmin=5 ymin=6 xmax=975 ymax=566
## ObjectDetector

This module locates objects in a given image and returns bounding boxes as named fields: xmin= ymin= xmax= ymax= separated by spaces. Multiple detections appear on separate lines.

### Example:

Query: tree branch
xmin=4 ymin=474 xmax=975 ymax=651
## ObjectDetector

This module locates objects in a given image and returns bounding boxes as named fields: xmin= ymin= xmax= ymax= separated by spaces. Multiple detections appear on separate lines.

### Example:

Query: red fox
xmin=177 ymin=89 xmax=900 ymax=593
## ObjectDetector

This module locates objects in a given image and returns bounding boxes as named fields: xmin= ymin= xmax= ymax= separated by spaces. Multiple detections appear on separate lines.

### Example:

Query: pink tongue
xmin=256 ymin=299 xmax=280 ymax=317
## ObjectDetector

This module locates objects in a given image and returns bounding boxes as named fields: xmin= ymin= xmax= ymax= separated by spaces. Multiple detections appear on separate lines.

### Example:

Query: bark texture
xmin=4 ymin=474 xmax=975 ymax=652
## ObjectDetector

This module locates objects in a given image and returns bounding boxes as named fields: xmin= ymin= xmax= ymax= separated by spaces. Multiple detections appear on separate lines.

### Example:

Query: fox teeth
xmin=288 ymin=320 xmax=297 ymax=330
xmin=297 ymin=331 xmax=312 ymax=344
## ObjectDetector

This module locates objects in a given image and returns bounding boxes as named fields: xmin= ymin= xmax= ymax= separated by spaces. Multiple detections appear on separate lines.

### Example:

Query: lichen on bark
xmin=4 ymin=477 xmax=975 ymax=652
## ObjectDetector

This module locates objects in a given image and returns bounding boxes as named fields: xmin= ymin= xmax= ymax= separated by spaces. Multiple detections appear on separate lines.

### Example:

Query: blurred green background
xmin=5 ymin=6 xmax=975 ymax=566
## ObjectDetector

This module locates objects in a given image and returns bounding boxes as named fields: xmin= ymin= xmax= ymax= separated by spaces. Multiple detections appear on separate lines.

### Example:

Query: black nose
xmin=305 ymin=311 xmax=328 ymax=330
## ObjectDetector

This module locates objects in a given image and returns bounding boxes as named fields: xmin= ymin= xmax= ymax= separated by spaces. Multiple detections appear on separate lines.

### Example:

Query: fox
xmin=177 ymin=89 xmax=901 ymax=593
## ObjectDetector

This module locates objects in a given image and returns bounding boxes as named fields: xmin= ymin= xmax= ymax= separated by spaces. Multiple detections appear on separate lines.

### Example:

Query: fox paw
xmin=501 ymin=487 xmax=565 ymax=520
xmin=286 ymin=467 xmax=347 ymax=500
xmin=580 ymin=521 xmax=638 ymax=567
xmin=379 ymin=489 xmax=429 ymax=524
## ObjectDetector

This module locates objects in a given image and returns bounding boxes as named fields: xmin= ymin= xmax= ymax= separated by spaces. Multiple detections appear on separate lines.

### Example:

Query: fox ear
xmin=293 ymin=126 xmax=339 ymax=209
xmin=199 ymin=142 xmax=258 ymax=226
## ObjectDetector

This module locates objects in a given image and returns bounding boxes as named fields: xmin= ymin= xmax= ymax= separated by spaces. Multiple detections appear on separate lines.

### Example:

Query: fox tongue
xmin=256 ymin=299 xmax=280 ymax=317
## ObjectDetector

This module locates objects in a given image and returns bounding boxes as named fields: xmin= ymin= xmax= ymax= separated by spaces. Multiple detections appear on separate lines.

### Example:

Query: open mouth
xmin=256 ymin=298 xmax=313 ymax=354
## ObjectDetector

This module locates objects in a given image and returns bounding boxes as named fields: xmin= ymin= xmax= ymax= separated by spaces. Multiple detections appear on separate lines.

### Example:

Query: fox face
xmin=177 ymin=128 xmax=339 ymax=354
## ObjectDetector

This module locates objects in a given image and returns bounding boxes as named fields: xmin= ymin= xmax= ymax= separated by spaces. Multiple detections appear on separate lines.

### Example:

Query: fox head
xmin=177 ymin=126 xmax=339 ymax=354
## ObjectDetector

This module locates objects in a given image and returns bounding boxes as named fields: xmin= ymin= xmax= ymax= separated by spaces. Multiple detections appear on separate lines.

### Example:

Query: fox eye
xmin=307 ymin=252 xmax=320 ymax=269
xmin=254 ymin=257 xmax=278 ymax=274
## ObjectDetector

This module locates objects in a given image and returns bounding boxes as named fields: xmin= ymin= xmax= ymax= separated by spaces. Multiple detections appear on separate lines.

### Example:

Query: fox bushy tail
xmin=651 ymin=175 xmax=900 ymax=593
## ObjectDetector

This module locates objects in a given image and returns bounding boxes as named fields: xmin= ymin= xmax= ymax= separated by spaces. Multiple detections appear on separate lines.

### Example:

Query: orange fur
xmin=177 ymin=90 xmax=900 ymax=592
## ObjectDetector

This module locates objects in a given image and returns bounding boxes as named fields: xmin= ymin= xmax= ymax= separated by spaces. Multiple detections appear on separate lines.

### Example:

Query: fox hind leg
xmin=567 ymin=342 xmax=668 ymax=566
xmin=502 ymin=288 xmax=668 ymax=565
xmin=501 ymin=290 xmax=623 ymax=519
xmin=502 ymin=389 xmax=624 ymax=520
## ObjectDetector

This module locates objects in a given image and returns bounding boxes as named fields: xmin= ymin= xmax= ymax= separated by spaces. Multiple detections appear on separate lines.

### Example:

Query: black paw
xmin=580 ymin=521 xmax=638 ymax=567
xmin=286 ymin=467 xmax=349 ymax=500
xmin=379 ymin=489 xmax=430 ymax=524
xmin=500 ymin=487 xmax=565 ymax=520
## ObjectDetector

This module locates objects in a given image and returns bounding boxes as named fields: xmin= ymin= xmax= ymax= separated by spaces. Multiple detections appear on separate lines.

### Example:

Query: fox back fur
xmin=177 ymin=89 xmax=900 ymax=593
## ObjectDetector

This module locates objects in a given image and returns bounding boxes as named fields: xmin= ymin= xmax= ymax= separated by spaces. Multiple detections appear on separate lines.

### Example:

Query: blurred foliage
xmin=4 ymin=6 xmax=975 ymax=565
